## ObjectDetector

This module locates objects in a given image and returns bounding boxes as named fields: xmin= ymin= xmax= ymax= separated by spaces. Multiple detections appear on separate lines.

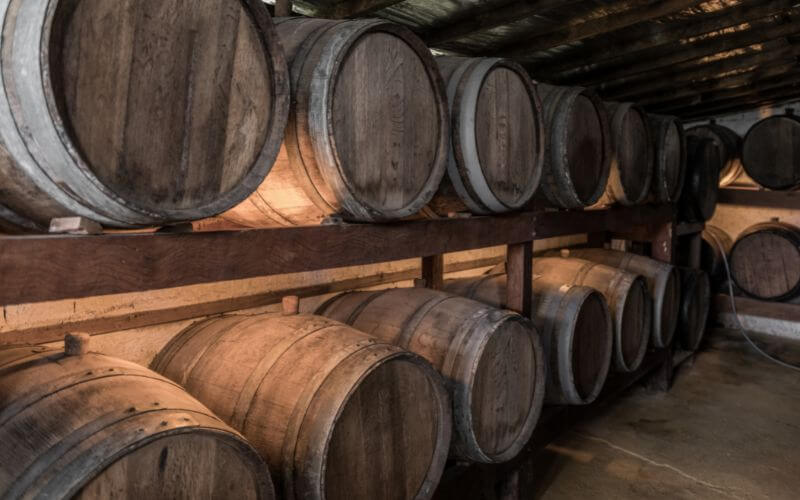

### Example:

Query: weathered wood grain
xmin=680 ymin=136 xmax=721 ymax=223
xmin=742 ymin=112 xmax=800 ymax=190
xmin=316 ymin=288 xmax=545 ymax=463
xmin=152 ymin=313 xmax=452 ymax=500
xmin=0 ymin=345 xmax=274 ymax=499
xmin=649 ymin=114 xmax=686 ymax=204
xmin=597 ymin=102 xmax=653 ymax=206
xmin=677 ymin=267 xmax=710 ymax=351
xmin=730 ymin=221 xmax=800 ymax=301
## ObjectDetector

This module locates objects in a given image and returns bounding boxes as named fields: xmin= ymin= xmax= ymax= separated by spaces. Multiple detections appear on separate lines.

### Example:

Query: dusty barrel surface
xmin=222 ymin=18 xmax=449 ymax=227
xmin=649 ymin=114 xmax=686 ymax=203
xmin=316 ymin=288 xmax=545 ymax=463
xmin=730 ymin=221 xmax=800 ymax=301
xmin=742 ymin=112 xmax=800 ymax=190
xmin=151 ymin=313 xmax=451 ymax=500
xmin=565 ymin=248 xmax=680 ymax=349
xmin=0 ymin=0 xmax=290 ymax=230
xmin=535 ymin=256 xmax=651 ymax=373
xmin=534 ymin=84 xmax=611 ymax=209
xmin=0 ymin=344 xmax=274 ymax=500
xmin=680 ymin=136 xmax=720 ymax=222
xmin=700 ymin=224 xmax=733 ymax=283
xmin=599 ymin=102 xmax=654 ymax=206
xmin=687 ymin=122 xmax=743 ymax=187
xmin=444 ymin=275 xmax=613 ymax=406
xmin=426 ymin=57 xmax=544 ymax=216
xmin=678 ymin=268 xmax=711 ymax=351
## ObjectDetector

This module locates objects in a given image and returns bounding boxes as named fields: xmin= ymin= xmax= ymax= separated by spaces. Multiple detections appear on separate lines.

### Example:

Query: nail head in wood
xmin=282 ymin=295 xmax=300 ymax=316
xmin=64 ymin=332 xmax=91 ymax=356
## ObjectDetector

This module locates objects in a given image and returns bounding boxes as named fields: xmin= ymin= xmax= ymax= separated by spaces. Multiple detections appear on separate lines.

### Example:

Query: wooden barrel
xmin=730 ymin=221 xmax=800 ymax=301
xmin=680 ymin=136 xmax=720 ymax=222
xmin=425 ymin=57 xmax=544 ymax=216
xmin=0 ymin=343 xmax=274 ymax=499
xmin=687 ymin=122 xmax=743 ymax=187
xmin=0 ymin=0 xmax=290 ymax=231
xmin=222 ymin=18 xmax=449 ymax=227
xmin=316 ymin=288 xmax=545 ymax=463
xmin=563 ymin=249 xmax=680 ymax=349
xmin=534 ymin=256 xmax=652 ymax=373
xmin=742 ymin=111 xmax=800 ymax=190
xmin=678 ymin=268 xmax=711 ymax=351
xmin=700 ymin=224 xmax=733 ymax=283
xmin=599 ymin=102 xmax=654 ymax=206
xmin=152 ymin=313 xmax=451 ymax=500
xmin=534 ymin=84 xmax=611 ymax=209
xmin=649 ymin=114 xmax=687 ymax=203
xmin=443 ymin=275 xmax=613 ymax=406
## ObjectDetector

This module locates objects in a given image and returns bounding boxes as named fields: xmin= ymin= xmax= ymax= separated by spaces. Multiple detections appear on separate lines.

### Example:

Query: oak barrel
xmin=730 ymin=221 xmax=800 ymax=301
xmin=742 ymin=111 xmax=800 ymax=190
xmin=678 ymin=268 xmax=711 ymax=352
xmin=599 ymin=102 xmax=654 ymax=206
xmin=535 ymin=84 xmax=612 ymax=209
xmin=0 ymin=343 xmax=274 ymax=499
xmin=535 ymin=255 xmax=652 ymax=373
xmin=649 ymin=114 xmax=686 ymax=203
xmin=700 ymin=224 xmax=733 ymax=283
xmin=152 ymin=313 xmax=451 ymax=500
xmin=680 ymin=136 xmax=720 ymax=222
xmin=316 ymin=288 xmax=545 ymax=463
xmin=687 ymin=122 xmax=743 ymax=187
xmin=425 ymin=57 xmax=544 ymax=216
xmin=444 ymin=275 xmax=613 ymax=406
xmin=0 ymin=0 xmax=290 ymax=230
xmin=564 ymin=249 xmax=681 ymax=349
xmin=222 ymin=18 xmax=449 ymax=227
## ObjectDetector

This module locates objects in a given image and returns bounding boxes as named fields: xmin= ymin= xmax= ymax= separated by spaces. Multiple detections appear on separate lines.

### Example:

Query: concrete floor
xmin=520 ymin=329 xmax=800 ymax=500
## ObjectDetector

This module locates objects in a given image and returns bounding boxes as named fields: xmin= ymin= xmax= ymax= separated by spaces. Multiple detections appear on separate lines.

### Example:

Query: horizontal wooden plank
xmin=0 ymin=206 xmax=674 ymax=305
xmin=718 ymin=188 xmax=800 ymax=209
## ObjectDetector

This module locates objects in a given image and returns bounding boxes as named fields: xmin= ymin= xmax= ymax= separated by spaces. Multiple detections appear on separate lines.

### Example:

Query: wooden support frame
xmin=506 ymin=242 xmax=533 ymax=318
xmin=718 ymin=188 xmax=800 ymax=209
xmin=421 ymin=254 xmax=445 ymax=290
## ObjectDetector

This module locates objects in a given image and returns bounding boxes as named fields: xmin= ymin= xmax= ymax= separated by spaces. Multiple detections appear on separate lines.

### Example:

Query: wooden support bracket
xmin=506 ymin=242 xmax=533 ymax=318
xmin=650 ymin=222 xmax=677 ymax=264
xmin=421 ymin=254 xmax=445 ymax=290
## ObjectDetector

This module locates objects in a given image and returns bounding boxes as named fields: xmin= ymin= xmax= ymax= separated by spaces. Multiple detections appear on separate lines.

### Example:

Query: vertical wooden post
xmin=275 ymin=0 xmax=292 ymax=17
xmin=421 ymin=255 xmax=444 ymax=290
xmin=651 ymin=222 xmax=676 ymax=264
xmin=506 ymin=242 xmax=533 ymax=318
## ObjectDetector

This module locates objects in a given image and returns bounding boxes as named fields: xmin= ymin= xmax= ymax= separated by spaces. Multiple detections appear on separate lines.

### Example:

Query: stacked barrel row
xmin=1 ymin=287 xmax=552 ymax=499
xmin=0 ymin=2 xmax=692 ymax=234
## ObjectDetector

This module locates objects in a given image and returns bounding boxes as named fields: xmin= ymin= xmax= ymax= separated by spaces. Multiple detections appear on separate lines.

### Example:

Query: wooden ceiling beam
xmin=551 ymin=11 xmax=800 ymax=87
xmin=292 ymin=0 xmax=404 ymax=18
xmin=491 ymin=0 xmax=706 ymax=56
xmin=422 ymin=0 xmax=574 ymax=47
xmin=635 ymin=61 xmax=799 ymax=106
xmin=536 ymin=0 xmax=795 ymax=77
xmin=604 ymin=42 xmax=800 ymax=101
xmin=670 ymin=85 xmax=800 ymax=117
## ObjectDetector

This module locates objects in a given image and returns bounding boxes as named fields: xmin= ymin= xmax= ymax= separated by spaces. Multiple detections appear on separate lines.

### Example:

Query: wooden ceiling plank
xmin=423 ymin=0 xmax=575 ymax=47
xmin=495 ymin=0 xmax=706 ymax=56
xmin=292 ymin=0 xmax=404 ymax=18
xmin=537 ymin=0 xmax=795 ymax=78
xmin=669 ymin=85 xmax=800 ymax=117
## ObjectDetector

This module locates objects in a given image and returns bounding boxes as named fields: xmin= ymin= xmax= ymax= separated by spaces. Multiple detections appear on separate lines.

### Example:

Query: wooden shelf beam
xmin=0 ymin=205 xmax=674 ymax=306
xmin=718 ymin=188 xmax=800 ymax=209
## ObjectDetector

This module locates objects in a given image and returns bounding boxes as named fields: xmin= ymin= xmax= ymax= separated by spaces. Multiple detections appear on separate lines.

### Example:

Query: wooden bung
xmin=443 ymin=275 xmax=613 ymax=406
xmin=742 ymin=111 xmax=800 ymax=190
xmin=316 ymin=288 xmax=545 ymax=463
xmin=730 ymin=221 xmax=800 ymax=301
xmin=151 ymin=313 xmax=451 ymax=500
xmin=648 ymin=114 xmax=687 ymax=203
xmin=598 ymin=102 xmax=654 ymax=206
xmin=0 ymin=0 xmax=290 ymax=231
xmin=221 ymin=18 xmax=449 ymax=227
xmin=564 ymin=248 xmax=681 ymax=349
xmin=425 ymin=57 xmax=545 ymax=216
xmin=687 ymin=121 xmax=743 ymax=187
xmin=678 ymin=268 xmax=711 ymax=352
xmin=0 ymin=345 xmax=274 ymax=499
xmin=534 ymin=83 xmax=612 ymax=209
xmin=535 ymin=255 xmax=652 ymax=373
xmin=680 ymin=136 xmax=721 ymax=223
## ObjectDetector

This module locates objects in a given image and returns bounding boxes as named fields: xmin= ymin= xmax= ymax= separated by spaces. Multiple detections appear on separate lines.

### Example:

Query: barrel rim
xmin=615 ymin=274 xmax=651 ymax=372
xmin=730 ymin=222 xmax=800 ymax=301
xmin=679 ymin=268 xmax=711 ymax=352
xmin=31 ymin=0 xmax=291 ymax=225
xmin=306 ymin=19 xmax=449 ymax=221
xmin=742 ymin=114 xmax=800 ymax=190
xmin=649 ymin=113 xmax=687 ymax=202
xmin=605 ymin=102 xmax=654 ymax=205
xmin=653 ymin=266 xmax=680 ymax=348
